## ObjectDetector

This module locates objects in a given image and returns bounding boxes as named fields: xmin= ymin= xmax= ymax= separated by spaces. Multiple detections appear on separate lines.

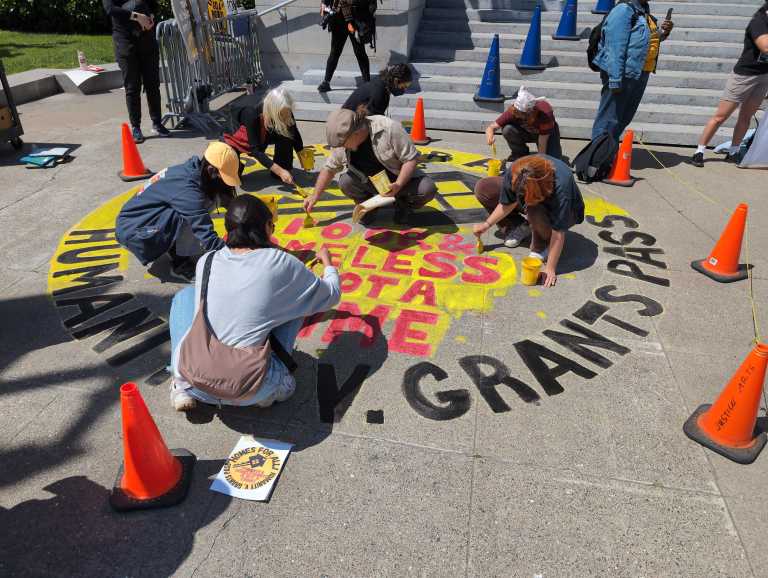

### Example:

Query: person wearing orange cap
xmin=116 ymin=142 xmax=241 ymax=281
xmin=473 ymin=155 xmax=585 ymax=288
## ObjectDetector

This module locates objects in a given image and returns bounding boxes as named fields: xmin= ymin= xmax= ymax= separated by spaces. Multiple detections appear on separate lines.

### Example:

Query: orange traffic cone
xmin=691 ymin=203 xmax=749 ymax=283
xmin=684 ymin=343 xmax=768 ymax=464
xmin=410 ymin=97 xmax=430 ymax=145
xmin=109 ymin=382 xmax=196 ymax=511
xmin=603 ymin=129 xmax=635 ymax=187
xmin=118 ymin=123 xmax=154 ymax=182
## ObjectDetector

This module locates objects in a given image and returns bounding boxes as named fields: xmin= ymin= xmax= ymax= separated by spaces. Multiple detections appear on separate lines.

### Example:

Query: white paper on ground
xmin=62 ymin=68 xmax=98 ymax=87
xmin=210 ymin=436 xmax=293 ymax=501
xmin=29 ymin=147 xmax=71 ymax=158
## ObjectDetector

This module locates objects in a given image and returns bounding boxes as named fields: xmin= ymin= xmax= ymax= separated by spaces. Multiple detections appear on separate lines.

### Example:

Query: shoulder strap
xmin=200 ymin=251 xmax=217 ymax=335
xmin=269 ymin=334 xmax=298 ymax=373
xmin=200 ymin=250 xmax=297 ymax=373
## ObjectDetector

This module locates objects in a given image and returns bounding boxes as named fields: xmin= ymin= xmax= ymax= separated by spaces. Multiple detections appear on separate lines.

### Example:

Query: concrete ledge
xmin=1 ymin=63 xmax=124 ymax=107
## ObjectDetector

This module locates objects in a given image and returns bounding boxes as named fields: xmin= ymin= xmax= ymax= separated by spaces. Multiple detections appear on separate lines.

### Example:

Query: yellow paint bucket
xmin=487 ymin=158 xmax=502 ymax=177
xmin=255 ymin=194 xmax=279 ymax=222
xmin=520 ymin=257 xmax=542 ymax=286
xmin=369 ymin=170 xmax=391 ymax=196
xmin=298 ymin=147 xmax=315 ymax=171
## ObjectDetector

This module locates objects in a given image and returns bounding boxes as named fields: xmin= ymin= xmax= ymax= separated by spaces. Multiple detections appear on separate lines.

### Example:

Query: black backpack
xmin=587 ymin=2 xmax=640 ymax=72
xmin=572 ymin=133 xmax=619 ymax=183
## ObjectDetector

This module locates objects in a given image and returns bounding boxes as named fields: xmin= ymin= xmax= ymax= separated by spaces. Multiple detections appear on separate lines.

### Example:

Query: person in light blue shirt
xmin=168 ymin=195 xmax=341 ymax=411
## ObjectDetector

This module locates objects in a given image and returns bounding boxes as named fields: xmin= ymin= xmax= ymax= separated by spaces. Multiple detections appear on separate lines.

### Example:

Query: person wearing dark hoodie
xmin=343 ymin=63 xmax=413 ymax=116
xmin=115 ymin=142 xmax=240 ymax=281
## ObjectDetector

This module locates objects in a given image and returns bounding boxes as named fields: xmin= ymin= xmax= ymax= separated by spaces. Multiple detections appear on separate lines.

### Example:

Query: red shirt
xmin=495 ymin=101 xmax=556 ymax=136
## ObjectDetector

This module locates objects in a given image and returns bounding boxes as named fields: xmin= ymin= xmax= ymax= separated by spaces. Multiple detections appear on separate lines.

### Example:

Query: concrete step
xmin=425 ymin=0 xmax=759 ymax=15
xmin=302 ymin=69 xmax=724 ymax=107
xmin=283 ymin=81 xmax=736 ymax=127
xmin=414 ymin=31 xmax=743 ymax=58
xmin=410 ymin=61 xmax=730 ymax=90
xmin=289 ymin=99 xmax=728 ymax=145
xmin=415 ymin=25 xmax=745 ymax=44
xmin=420 ymin=7 xmax=752 ymax=28
xmin=412 ymin=45 xmax=736 ymax=73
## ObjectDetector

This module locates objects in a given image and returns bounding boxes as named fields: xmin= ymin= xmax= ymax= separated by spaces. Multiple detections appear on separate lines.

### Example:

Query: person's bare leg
xmin=697 ymin=100 xmax=739 ymax=147
xmin=731 ymin=90 xmax=763 ymax=147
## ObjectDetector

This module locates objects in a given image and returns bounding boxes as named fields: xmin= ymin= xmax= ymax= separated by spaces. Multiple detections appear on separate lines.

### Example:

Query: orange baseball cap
xmin=204 ymin=142 xmax=241 ymax=187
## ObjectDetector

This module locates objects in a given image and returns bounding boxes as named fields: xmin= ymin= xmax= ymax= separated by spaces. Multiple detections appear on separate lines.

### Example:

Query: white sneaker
xmin=170 ymin=380 xmax=197 ymax=412
xmin=528 ymin=247 xmax=549 ymax=262
xmin=503 ymin=222 xmax=531 ymax=248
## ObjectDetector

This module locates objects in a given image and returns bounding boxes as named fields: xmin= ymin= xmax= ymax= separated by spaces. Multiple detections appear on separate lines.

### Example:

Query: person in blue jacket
xmin=116 ymin=142 xmax=241 ymax=281
xmin=591 ymin=0 xmax=674 ymax=141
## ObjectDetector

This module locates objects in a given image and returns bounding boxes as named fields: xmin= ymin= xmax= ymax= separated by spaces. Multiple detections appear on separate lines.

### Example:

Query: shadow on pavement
xmin=0 ymin=469 xmax=231 ymax=577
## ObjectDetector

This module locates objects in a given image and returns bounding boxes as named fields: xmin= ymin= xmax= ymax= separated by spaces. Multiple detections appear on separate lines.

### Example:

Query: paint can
xmin=369 ymin=170 xmax=392 ymax=196
xmin=298 ymin=148 xmax=315 ymax=171
xmin=487 ymin=158 xmax=502 ymax=177
xmin=521 ymin=257 xmax=543 ymax=286
xmin=255 ymin=194 xmax=279 ymax=222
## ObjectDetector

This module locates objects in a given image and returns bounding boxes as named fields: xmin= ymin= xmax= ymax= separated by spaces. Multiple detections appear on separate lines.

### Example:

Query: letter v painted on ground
xmin=317 ymin=363 xmax=371 ymax=423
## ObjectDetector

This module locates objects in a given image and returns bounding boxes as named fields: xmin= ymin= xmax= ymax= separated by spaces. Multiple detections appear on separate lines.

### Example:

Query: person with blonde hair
xmin=473 ymin=155 xmax=584 ymax=288
xmin=223 ymin=87 xmax=306 ymax=185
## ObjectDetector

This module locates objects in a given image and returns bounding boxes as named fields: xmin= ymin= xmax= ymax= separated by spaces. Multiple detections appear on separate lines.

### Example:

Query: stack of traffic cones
xmin=118 ymin=123 xmax=154 ymax=182
xmin=110 ymin=382 xmax=196 ymax=512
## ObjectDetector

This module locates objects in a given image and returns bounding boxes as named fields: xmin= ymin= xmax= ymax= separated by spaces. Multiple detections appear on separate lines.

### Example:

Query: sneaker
xmin=691 ymin=152 xmax=704 ymax=168
xmin=152 ymin=123 xmax=171 ymax=137
xmin=725 ymin=153 xmax=739 ymax=164
xmin=317 ymin=81 xmax=331 ymax=93
xmin=131 ymin=126 xmax=145 ymax=144
xmin=503 ymin=221 xmax=531 ymax=248
xmin=529 ymin=247 xmax=549 ymax=262
xmin=169 ymin=256 xmax=197 ymax=282
xmin=170 ymin=380 xmax=197 ymax=412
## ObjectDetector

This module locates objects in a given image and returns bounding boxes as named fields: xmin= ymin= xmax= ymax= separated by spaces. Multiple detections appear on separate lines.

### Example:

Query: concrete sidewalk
xmin=1 ymin=88 xmax=768 ymax=577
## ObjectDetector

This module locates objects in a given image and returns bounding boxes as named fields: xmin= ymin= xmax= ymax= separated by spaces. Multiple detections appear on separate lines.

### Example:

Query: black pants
xmin=501 ymin=122 xmax=563 ymax=161
xmin=324 ymin=16 xmax=370 ymax=84
xmin=113 ymin=31 xmax=162 ymax=128
xmin=264 ymin=128 xmax=303 ymax=171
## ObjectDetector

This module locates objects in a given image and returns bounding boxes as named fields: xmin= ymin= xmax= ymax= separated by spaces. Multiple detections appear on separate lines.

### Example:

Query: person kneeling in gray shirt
xmin=168 ymin=195 xmax=341 ymax=411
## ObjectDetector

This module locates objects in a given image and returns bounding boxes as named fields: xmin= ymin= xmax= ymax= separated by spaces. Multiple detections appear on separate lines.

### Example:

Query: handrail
xmin=257 ymin=0 xmax=302 ymax=18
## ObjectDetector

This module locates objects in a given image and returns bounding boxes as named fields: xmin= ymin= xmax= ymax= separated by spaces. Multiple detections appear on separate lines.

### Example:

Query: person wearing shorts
xmin=692 ymin=3 xmax=768 ymax=167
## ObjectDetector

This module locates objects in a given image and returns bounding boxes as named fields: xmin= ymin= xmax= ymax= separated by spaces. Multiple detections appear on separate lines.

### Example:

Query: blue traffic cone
xmin=517 ymin=3 xmax=546 ymax=71
xmin=552 ymin=0 xmax=581 ymax=40
xmin=474 ymin=33 xmax=505 ymax=103
xmin=592 ymin=0 xmax=614 ymax=14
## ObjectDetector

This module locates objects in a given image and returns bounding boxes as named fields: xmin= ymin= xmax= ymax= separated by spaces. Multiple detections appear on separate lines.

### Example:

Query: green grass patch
xmin=0 ymin=30 xmax=114 ymax=75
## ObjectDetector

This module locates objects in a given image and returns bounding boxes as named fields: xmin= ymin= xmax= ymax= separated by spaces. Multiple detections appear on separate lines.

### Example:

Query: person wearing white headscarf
xmin=484 ymin=86 xmax=562 ymax=162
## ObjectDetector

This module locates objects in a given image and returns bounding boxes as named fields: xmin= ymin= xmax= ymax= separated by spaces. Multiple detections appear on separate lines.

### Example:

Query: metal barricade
xmin=157 ymin=10 xmax=264 ymax=133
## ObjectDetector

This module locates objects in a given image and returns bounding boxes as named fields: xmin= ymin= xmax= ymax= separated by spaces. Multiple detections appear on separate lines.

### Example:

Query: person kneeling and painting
xmin=473 ymin=155 xmax=585 ymax=288
xmin=168 ymin=195 xmax=341 ymax=412
xmin=116 ymin=142 xmax=240 ymax=281
xmin=484 ymin=86 xmax=562 ymax=163
xmin=304 ymin=106 xmax=437 ymax=224
xmin=223 ymin=87 xmax=309 ymax=186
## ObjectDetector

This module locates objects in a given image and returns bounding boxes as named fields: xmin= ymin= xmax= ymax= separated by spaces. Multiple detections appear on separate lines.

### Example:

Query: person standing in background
xmin=591 ymin=0 xmax=674 ymax=141
xmin=103 ymin=0 xmax=171 ymax=143
xmin=692 ymin=3 xmax=768 ymax=167
xmin=318 ymin=0 xmax=372 ymax=92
